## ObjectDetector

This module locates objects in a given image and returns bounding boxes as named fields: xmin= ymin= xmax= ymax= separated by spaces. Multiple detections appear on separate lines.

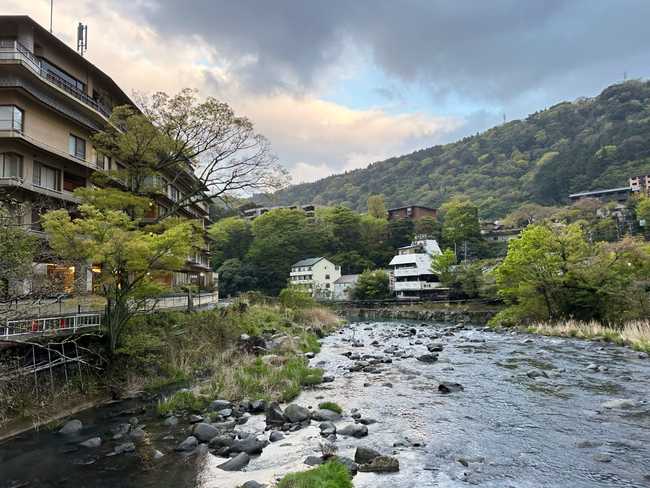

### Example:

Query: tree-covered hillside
xmin=263 ymin=80 xmax=650 ymax=218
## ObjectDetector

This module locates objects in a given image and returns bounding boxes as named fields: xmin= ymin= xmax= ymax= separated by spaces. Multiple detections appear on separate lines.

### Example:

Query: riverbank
xmin=524 ymin=319 xmax=650 ymax=354
xmin=0 ymin=303 xmax=343 ymax=440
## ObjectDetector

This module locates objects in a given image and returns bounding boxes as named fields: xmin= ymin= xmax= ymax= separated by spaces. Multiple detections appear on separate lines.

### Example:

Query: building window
xmin=33 ymin=162 xmax=61 ymax=191
xmin=0 ymin=153 xmax=23 ymax=178
xmin=0 ymin=105 xmax=24 ymax=132
xmin=168 ymin=185 xmax=180 ymax=202
xmin=96 ymin=153 xmax=110 ymax=170
xmin=325 ymin=274 xmax=330 ymax=280
xmin=68 ymin=134 xmax=86 ymax=160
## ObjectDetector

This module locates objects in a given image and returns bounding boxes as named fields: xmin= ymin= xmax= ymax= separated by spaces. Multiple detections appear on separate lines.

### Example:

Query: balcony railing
xmin=0 ymin=40 xmax=112 ymax=117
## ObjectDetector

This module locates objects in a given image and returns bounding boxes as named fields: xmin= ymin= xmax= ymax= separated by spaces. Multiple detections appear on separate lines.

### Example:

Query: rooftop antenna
xmin=76 ymin=22 xmax=88 ymax=56
xmin=49 ymin=0 xmax=53 ymax=33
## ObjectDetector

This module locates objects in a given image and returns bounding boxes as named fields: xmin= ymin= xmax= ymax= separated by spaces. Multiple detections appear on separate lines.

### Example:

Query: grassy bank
xmin=524 ymin=319 xmax=650 ymax=353
xmin=277 ymin=461 xmax=353 ymax=488
xmin=0 ymin=301 xmax=342 ymax=434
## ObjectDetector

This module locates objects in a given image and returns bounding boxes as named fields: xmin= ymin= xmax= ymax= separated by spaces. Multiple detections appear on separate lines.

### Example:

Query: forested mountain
xmin=262 ymin=80 xmax=650 ymax=218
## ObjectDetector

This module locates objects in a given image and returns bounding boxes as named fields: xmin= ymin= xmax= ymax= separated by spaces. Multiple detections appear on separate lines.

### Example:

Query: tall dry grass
xmin=529 ymin=319 xmax=650 ymax=353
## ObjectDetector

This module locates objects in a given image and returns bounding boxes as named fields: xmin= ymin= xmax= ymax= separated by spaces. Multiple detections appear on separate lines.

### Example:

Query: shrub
xmin=157 ymin=390 xmax=206 ymax=416
xmin=318 ymin=402 xmax=342 ymax=414
xmin=279 ymin=287 xmax=317 ymax=309
xmin=277 ymin=461 xmax=353 ymax=488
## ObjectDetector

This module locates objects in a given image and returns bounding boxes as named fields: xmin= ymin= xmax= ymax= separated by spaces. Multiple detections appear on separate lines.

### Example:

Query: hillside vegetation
xmin=265 ymin=80 xmax=650 ymax=218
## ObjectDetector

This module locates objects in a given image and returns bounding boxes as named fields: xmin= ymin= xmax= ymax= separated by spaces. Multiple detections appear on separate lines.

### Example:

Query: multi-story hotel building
xmin=0 ymin=15 xmax=214 ymax=292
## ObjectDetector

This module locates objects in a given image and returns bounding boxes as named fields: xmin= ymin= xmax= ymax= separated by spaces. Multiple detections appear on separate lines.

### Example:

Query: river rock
xmin=319 ymin=421 xmax=336 ymax=436
xmin=153 ymin=449 xmax=165 ymax=460
xmin=229 ymin=437 xmax=268 ymax=455
xmin=218 ymin=408 xmax=233 ymax=418
xmin=113 ymin=442 xmax=136 ymax=454
xmin=193 ymin=423 xmax=220 ymax=442
xmin=250 ymin=399 xmax=266 ymax=413
xmin=129 ymin=427 xmax=146 ymax=441
xmin=358 ymin=455 xmax=400 ymax=473
xmin=311 ymin=408 xmax=340 ymax=421
xmin=241 ymin=482 xmax=266 ymax=488
xmin=163 ymin=416 xmax=179 ymax=427
xmin=338 ymin=424 xmax=368 ymax=438
xmin=176 ymin=436 xmax=199 ymax=452
xmin=526 ymin=370 xmax=548 ymax=379
xmin=593 ymin=453 xmax=613 ymax=463
xmin=284 ymin=404 xmax=311 ymax=423
xmin=322 ymin=375 xmax=335 ymax=383
xmin=417 ymin=354 xmax=439 ymax=363
xmin=218 ymin=452 xmax=250 ymax=471
xmin=601 ymin=398 xmax=640 ymax=410
xmin=427 ymin=343 xmax=444 ymax=352
xmin=304 ymin=455 xmax=325 ymax=466
xmin=354 ymin=447 xmax=380 ymax=464
xmin=79 ymin=437 xmax=102 ymax=448
xmin=209 ymin=400 xmax=232 ymax=412
xmin=59 ymin=419 xmax=83 ymax=435
xmin=266 ymin=402 xmax=286 ymax=425
xmin=208 ymin=434 xmax=235 ymax=449
xmin=188 ymin=414 xmax=204 ymax=423
xmin=335 ymin=456 xmax=359 ymax=476
xmin=438 ymin=382 xmax=464 ymax=394
xmin=269 ymin=431 xmax=285 ymax=442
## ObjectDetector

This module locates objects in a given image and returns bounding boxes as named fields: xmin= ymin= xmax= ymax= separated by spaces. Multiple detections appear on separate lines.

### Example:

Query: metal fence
xmin=2 ymin=313 xmax=103 ymax=339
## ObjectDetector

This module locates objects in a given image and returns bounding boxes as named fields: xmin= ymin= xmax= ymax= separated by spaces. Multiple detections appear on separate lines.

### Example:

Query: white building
xmin=289 ymin=257 xmax=341 ymax=299
xmin=332 ymin=274 xmax=360 ymax=301
xmin=389 ymin=235 xmax=444 ymax=299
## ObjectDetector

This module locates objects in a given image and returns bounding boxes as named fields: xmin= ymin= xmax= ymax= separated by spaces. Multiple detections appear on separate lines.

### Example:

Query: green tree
xmin=0 ymin=208 xmax=38 ymax=300
xmin=414 ymin=216 xmax=442 ymax=241
xmin=441 ymin=198 xmax=482 ymax=254
xmin=637 ymin=196 xmax=650 ymax=238
xmin=318 ymin=206 xmax=362 ymax=255
xmin=367 ymin=195 xmax=387 ymax=219
xmin=246 ymin=208 xmax=324 ymax=295
xmin=352 ymin=270 xmax=390 ymax=300
xmin=208 ymin=217 xmax=253 ymax=268
xmin=42 ymin=191 xmax=199 ymax=353
xmin=430 ymin=249 xmax=457 ymax=286
xmin=216 ymin=258 xmax=258 ymax=297
xmin=387 ymin=219 xmax=415 ymax=250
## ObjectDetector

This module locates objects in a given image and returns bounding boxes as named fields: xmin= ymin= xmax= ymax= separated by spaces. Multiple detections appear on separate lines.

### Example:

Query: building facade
xmin=389 ymin=236 xmax=444 ymax=300
xmin=0 ymin=16 xmax=213 ymax=293
xmin=630 ymin=175 xmax=650 ymax=196
xmin=332 ymin=274 xmax=359 ymax=301
xmin=289 ymin=257 xmax=341 ymax=299
xmin=242 ymin=204 xmax=317 ymax=220
xmin=387 ymin=205 xmax=437 ymax=221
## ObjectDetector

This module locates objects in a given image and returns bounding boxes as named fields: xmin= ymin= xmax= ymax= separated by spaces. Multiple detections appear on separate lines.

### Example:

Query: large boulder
xmin=193 ymin=423 xmax=220 ymax=442
xmin=241 ymin=482 xmax=267 ymax=488
xmin=438 ymin=382 xmax=464 ymax=394
xmin=229 ymin=437 xmax=268 ymax=455
xmin=176 ymin=436 xmax=199 ymax=452
xmin=427 ymin=343 xmax=444 ymax=352
xmin=284 ymin=404 xmax=311 ymax=423
xmin=59 ymin=419 xmax=83 ymax=435
xmin=338 ymin=424 xmax=368 ymax=438
xmin=358 ymin=455 xmax=400 ymax=473
xmin=112 ymin=442 xmax=135 ymax=455
xmin=417 ymin=354 xmax=439 ymax=363
xmin=218 ymin=452 xmax=250 ymax=471
xmin=265 ymin=402 xmax=286 ymax=425
xmin=269 ymin=431 xmax=285 ymax=442
xmin=354 ymin=447 xmax=380 ymax=464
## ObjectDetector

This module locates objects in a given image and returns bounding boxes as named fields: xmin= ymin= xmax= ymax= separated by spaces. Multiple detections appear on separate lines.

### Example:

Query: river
xmin=2 ymin=319 xmax=649 ymax=487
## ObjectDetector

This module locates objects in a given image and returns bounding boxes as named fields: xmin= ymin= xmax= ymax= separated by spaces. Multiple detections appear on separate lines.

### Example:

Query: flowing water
xmin=2 ymin=319 xmax=650 ymax=487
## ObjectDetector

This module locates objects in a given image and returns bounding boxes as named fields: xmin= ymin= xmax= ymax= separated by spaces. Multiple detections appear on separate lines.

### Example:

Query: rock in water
xmin=79 ymin=437 xmax=102 ymax=448
xmin=358 ymin=455 xmax=400 ymax=473
xmin=265 ymin=402 xmax=286 ymax=425
xmin=438 ymin=382 xmax=464 ymax=394
xmin=601 ymin=398 xmax=640 ymax=409
xmin=284 ymin=404 xmax=311 ymax=423
xmin=59 ymin=419 xmax=83 ymax=435
xmin=417 ymin=354 xmax=439 ymax=363
xmin=218 ymin=452 xmax=250 ymax=471
xmin=427 ymin=343 xmax=444 ymax=352
xmin=354 ymin=447 xmax=381 ymax=464
xmin=334 ymin=456 xmax=359 ymax=476
xmin=304 ymin=455 xmax=325 ymax=466
xmin=113 ymin=442 xmax=136 ymax=454
xmin=209 ymin=399 xmax=233 ymax=411
xmin=242 ymin=482 xmax=266 ymax=488
xmin=311 ymin=409 xmax=340 ymax=421
xmin=175 ymin=436 xmax=198 ymax=452
xmin=338 ymin=424 xmax=368 ymax=438
xmin=228 ymin=437 xmax=268 ymax=455
xmin=269 ymin=431 xmax=285 ymax=442
xmin=193 ymin=423 xmax=220 ymax=442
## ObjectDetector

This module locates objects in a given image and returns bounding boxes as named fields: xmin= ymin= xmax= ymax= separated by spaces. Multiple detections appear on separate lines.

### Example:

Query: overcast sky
xmin=8 ymin=1 xmax=650 ymax=183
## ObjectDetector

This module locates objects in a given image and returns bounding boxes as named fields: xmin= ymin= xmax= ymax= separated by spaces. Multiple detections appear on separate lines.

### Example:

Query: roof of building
xmin=2 ymin=15 xmax=134 ymax=108
xmin=389 ymin=254 xmax=427 ymax=266
xmin=292 ymin=257 xmax=325 ymax=268
xmin=569 ymin=187 xmax=631 ymax=198
xmin=334 ymin=274 xmax=359 ymax=285
xmin=387 ymin=205 xmax=436 ymax=212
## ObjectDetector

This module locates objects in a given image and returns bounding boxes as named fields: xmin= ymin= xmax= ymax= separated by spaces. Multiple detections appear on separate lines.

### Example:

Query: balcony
xmin=0 ymin=40 xmax=111 ymax=118
xmin=393 ymin=266 xmax=421 ymax=277
xmin=393 ymin=281 xmax=442 ymax=291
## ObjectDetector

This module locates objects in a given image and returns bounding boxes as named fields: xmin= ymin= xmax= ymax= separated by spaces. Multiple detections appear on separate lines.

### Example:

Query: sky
xmin=7 ymin=0 xmax=650 ymax=184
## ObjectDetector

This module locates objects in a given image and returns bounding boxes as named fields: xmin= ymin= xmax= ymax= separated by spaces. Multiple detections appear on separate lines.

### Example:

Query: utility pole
xmin=50 ymin=0 xmax=53 ymax=33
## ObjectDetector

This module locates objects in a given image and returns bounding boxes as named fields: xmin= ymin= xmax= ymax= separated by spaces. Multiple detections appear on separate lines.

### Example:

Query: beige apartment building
xmin=0 ymin=15 xmax=214 ymax=293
